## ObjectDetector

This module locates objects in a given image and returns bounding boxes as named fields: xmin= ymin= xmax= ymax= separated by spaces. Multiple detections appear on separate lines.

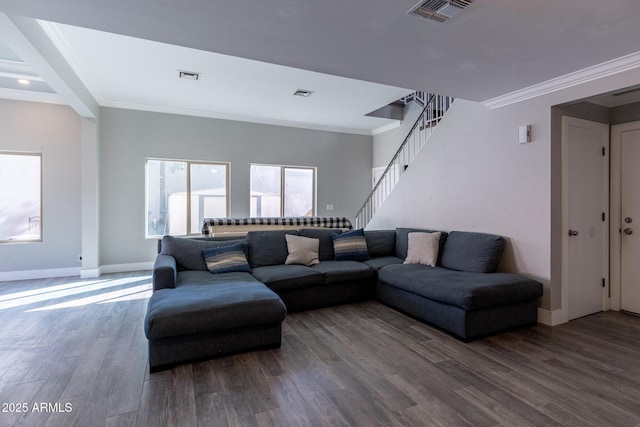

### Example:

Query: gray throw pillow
xmin=404 ymin=232 xmax=441 ymax=267
xmin=395 ymin=227 xmax=447 ymax=261
xmin=285 ymin=234 xmax=320 ymax=266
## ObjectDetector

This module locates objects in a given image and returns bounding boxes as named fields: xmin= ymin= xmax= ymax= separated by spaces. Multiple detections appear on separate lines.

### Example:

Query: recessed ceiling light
xmin=293 ymin=89 xmax=314 ymax=97
xmin=178 ymin=70 xmax=200 ymax=80
xmin=17 ymin=79 xmax=30 ymax=85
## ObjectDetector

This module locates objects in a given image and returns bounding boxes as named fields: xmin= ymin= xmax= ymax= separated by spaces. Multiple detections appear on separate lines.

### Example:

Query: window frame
xmin=0 ymin=151 xmax=43 ymax=244
xmin=145 ymin=158 xmax=230 ymax=238
xmin=250 ymin=163 xmax=316 ymax=217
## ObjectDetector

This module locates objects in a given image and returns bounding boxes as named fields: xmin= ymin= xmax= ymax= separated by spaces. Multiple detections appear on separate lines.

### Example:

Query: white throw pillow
xmin=285 ymin=234 xmax=320 ymax=266
xmin=404 ymin=232 xmax=442 ymax=267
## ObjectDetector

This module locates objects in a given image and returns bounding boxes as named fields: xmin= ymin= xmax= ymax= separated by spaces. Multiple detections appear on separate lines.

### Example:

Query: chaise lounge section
xmin=144 ymin=239 xmax=287 ymax=372
xmin=374 ymin=229 xmax=542 ymax=340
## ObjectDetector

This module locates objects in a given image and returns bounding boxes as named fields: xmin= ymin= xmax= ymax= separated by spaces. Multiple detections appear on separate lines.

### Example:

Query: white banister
xmin=355 ymin=93 xmax=454 ymax=229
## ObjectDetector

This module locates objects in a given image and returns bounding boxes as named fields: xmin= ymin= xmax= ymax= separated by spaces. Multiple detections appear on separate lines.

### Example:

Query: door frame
xmin=609 ymin=120 xmax=640 ymax=312
xmin=561 ymin=116 xmax=610 ymax=322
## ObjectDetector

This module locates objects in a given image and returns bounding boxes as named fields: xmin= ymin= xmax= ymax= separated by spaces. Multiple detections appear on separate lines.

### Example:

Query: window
xmin=250 ymin=164 xmax=315 ymax=217
xmin=146 ymin=159 xmax=229 ymax=237
xmin=0 ymin=152 xmax=42 ymax=243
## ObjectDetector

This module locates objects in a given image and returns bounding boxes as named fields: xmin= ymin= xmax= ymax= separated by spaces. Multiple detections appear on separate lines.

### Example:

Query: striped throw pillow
xmin=332 ymin=229 xmax=369 ymax=261
xmin=202 ymin=243 xmax=251 ymax=274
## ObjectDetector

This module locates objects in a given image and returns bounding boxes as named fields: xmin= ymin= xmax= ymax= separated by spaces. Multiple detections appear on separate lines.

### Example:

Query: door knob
xmin=568 ymin=229 xmax=579 ymax=236
xmin=623 ymin=228 xmax=633 ymax=235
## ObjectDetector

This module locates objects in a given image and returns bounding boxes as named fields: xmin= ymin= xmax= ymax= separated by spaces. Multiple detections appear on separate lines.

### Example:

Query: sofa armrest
xmin=153 ymin=254 xmax=177 ymax=291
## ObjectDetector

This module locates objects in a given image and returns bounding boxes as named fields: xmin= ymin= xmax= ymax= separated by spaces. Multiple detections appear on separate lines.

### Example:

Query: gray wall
xmin=99 ymin=108 xmax=373 ymax=265
xmin=612 ymin=101 xmax=640 ymax=125
xmin=0 ymin=99 xmax=82 ymax=274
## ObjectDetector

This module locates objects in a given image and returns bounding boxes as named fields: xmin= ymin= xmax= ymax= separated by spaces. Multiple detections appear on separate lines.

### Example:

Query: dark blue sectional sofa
xmin=144 ymin=227 xmax=543 ymax=371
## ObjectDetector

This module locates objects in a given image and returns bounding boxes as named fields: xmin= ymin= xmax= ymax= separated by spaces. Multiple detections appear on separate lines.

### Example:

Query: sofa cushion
xmin=440 ymin=231 xmax=505 ymax=273
xmin=378 ymin=264 xmax=542 ymax=311
xmin=246 ymin=230 xmax=298 ymax=268
xmin=176 ymin=270 xmax=256 ymax=286
xmin=161 ymin=236 xmax=244 ymax=271
xmin=285 ymin=234 xmax=320 ymax=266
xmin=250 ymin=264 xmax=323 ymax=293
xmin=144 ymin=280 xmax=286 ymax=340
xmin=333 ymin=229 xmax=369 ymax=261
xmin=202 ymin=243 xmax=251 ymax=274
xmin=395 ymin=228 xmax=448 ymax=261
xmin=298 ymin=228 xmax=342 ymax=261
xmin=362 ymin=256 xmax=404 ymax=271
xmin=364 ymin=230 xmax=396 ymax=258
xmin=404 ymin=232 xmax=441 ymax=267
xmin=311 ymin=261 xmax=374 ymax=285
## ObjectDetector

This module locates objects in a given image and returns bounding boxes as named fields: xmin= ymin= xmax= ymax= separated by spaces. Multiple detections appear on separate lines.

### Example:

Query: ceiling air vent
xmin=406 ymin=0 xmax=472 ymax=23
xmin=293 ymin=89 xmax=314 ymax=97
xmin=178 ymin=70 xmax=200 ymax=80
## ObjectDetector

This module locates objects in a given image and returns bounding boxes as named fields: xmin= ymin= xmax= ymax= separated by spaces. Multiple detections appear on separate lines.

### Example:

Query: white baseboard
xmin=537 ymin=308 xmax=566 ymax=326
xmin=1 ymin=262 xmax=154 ymax=282
xmin=0 ymin=267 xmax=81 ymax=282
xmin=99 ymin=262 xmax=154 ymax=274
xmin=80 ymin=267 xmax=102 ymax=279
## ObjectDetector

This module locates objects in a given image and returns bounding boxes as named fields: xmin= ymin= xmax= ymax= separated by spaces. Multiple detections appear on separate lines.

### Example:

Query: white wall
xmin=372 ymin=101 xmax=423 ymax=168
xmin=0 ymin=99 xmax=82 ymax=277
xmin=367 ymin=66 xmax=640 ymax=316
xmin=99 ymin=107 xmax=373 ymax=266
xmin=368 ymin=98 xmax=551 ymax=306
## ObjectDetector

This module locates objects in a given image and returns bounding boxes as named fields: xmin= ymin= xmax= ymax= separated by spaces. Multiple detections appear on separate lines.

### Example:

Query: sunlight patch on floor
xmin=27 ymin=283 xmax=152 ymax=311
xmin=0 ymin=276 xmax=152 ymax=310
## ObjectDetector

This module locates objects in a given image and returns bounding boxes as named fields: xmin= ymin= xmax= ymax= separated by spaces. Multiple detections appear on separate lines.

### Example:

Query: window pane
xmin=146 ymin=160 xmax=187 ymax=236
xmin=284 ymin=168 xmax=314 ymax=217
xmin=190 ymin=163 xmax=228 ymax=233
xmin=0 ymin=153 xmax=41 ymax=241
xmin=250 ymin=165 xmax=281 ymax=217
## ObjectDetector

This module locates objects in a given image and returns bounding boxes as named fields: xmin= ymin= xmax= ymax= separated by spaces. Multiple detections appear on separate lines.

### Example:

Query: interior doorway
xmin=611 ymin=121 xmax=640 ymax=315
xmin=562 ymin=116 xmax=609 ymax=321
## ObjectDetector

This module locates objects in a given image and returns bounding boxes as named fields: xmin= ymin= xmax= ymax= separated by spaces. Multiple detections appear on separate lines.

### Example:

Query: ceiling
xmin=1 ymin=0 xmax=640 ymax=133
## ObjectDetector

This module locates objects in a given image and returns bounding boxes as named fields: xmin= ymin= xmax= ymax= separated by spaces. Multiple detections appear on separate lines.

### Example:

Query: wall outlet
xmin=326 ymin=204 xmax=335 ymax=211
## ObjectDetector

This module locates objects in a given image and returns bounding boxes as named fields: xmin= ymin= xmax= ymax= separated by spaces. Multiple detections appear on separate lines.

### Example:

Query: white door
xmin=563 ymin=117 xmax=609 ymax=320
xmin=620 ymin=128 xmax=640 ymax=314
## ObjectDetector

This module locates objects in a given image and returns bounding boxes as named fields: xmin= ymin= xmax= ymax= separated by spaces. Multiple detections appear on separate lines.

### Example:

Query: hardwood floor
xmin=1 ymin=272 xmax=639 ymax=426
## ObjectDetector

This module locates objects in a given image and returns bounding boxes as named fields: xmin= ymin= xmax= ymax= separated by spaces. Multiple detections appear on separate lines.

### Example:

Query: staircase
xmin=354 ymin=92 xmax=454 ymax=229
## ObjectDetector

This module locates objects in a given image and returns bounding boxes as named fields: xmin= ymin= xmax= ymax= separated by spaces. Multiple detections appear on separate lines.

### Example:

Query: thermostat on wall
xmin=519 ymin=125 xmax=531 ymax=144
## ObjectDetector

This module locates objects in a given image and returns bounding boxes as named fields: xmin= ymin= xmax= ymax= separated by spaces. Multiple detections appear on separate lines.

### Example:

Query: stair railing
xmin=354 ymin=93 xmax=454 ymax=229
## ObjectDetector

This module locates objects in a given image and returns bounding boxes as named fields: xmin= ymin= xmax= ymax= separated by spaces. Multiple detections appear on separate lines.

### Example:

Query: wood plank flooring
xmin=1 ymin=272 xmax=639 ymax=426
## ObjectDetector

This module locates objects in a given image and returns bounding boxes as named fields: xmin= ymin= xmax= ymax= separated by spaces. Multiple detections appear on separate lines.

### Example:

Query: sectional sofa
xmin=144 ymin=227 xmax=543 ymax=371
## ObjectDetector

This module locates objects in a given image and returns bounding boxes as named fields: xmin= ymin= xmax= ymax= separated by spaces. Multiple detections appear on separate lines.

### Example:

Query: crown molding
xmin=0 ymin=58 xmax=42 ymax=80
xmin=102 ymin=100 xmax=376 ymax=136
xmin=371 ymin=121 xmax=401 ymax=136
xmin=483 ymin=51 xmax=640 ymax=109
xmin=0 ymin=87 xmax=65 ymax=105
